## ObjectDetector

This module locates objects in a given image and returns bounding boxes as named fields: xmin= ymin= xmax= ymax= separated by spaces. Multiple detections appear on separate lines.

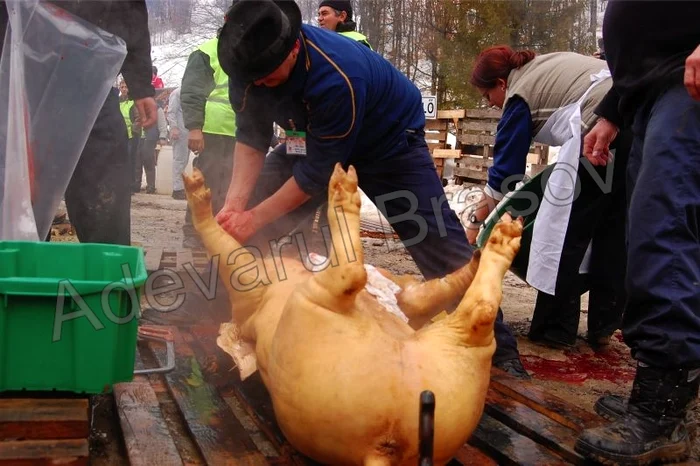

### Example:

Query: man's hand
xmin=583 ymin=118 xmax=619 ymax=166
xmin=170 ymin=127 xmax=181 ymax=141
xmin=215 ymin=208 xmax=258 ymax=243
xmin=685 ymin=44 xmax=700 ymax=101
xmin=188 ymin=129 xmax=205 ymax=154
xmin=134 ymin=97 xmax=158 ymax=128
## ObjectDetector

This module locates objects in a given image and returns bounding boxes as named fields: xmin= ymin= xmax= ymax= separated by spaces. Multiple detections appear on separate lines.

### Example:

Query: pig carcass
xmin=182 ymin=163 xmax=522 ymax=466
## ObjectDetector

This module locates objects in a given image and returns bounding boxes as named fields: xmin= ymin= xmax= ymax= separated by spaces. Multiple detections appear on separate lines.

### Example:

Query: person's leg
xmin=64 ymin=91 xmax=131 ymax=245
xmin=586 ymin=142 xmax=630 ymax=346
xmin=141 ymin=138 xmax=157 ymax=193
xmin=132 ymin=137 xmax=144 ymax=192
xmin=128 ymin=136 xmax=141 ymax=193
xmin=182 ymin=133 xmax=234 ymax=247
xmin=528 ymin=290 xmax=581 ymax=348
xmin=359 ymin=131 xmax=524 ymax=375
xmin=575 ymin=84 xmax=700 ymax=464
xmin=171 ymin=136 xmax=189 ymax=198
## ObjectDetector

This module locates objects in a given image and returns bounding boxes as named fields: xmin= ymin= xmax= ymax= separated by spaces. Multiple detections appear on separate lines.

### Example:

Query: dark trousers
xmin=246 ymin=133 xmax=520 ymax=363
xmin=528 ymin=132 xmax=631 ymax=344
xmin=529 ymin=130 xmax=631 ymax=345
xmin=622 ymin=84 xmax=700 ymax=369
xmin=128 ymin=136 xmax=142 ymax=191
xmin=134 ymin=137 xmax=157 ymax=191
xmin=63 ymin=91 xmax=131 ymax=245
xmin=182 ymin=133 xmax=235 ymax=241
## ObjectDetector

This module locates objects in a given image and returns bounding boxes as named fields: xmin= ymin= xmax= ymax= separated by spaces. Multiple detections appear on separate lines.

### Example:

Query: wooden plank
xmin=454 ymin=167 xmax=489 ymax=181
xmin=465 ymin=108 xmax=502 ymax=119
xmin=484 ymin=389 xmax=585 ymax=464
xmin=462 ymin=121 xmax=498 ymax=132
xmin=144 ymin=247 xmax=164 ymax=273
xmin=425 ymin=130 xmax=448 ymax=141
xmin=188 ymin=326 xmax=314 ymax=465
xmin=427 ymin=142 xmax=444 ymax=151
xmin=452 ymin=443 xmax=498 ymax=466
xmin=468 ymin=414 xmax=569 ymax=466
xmin=459 ymin=134 xmax=496 ymax=146
xmin=0 ymin=399 xmax=88 ymax=441
xmin=456 ymin=157 xmax=493 ymax=168
xmin=437 ymin=109 xmax=465 ymax=119
xmin=490 ymin=368 xmax=605 ymax=431
xmin=425 ymin=120 xmax=448 ymax=131
xmin=432 ymin=149 xmax=462 ymax=159
xmin=149 ymin=326 xmax=268 ymax=466
xmin=160 ymin=250 xmax=178 ymax=269
xmin=0 ymin=439 xmax=88 ymax=465
xmin=113 ymin=351 xmax=184 ymax=466
xmin=177 ymin=249 xmax=195 ymax=271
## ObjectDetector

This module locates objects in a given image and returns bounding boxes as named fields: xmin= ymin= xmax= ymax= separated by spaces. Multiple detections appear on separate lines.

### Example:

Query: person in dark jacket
xmin=573 ymin=1 xmax=700 ymax=464
xmin=213 ymin=0 xmax=527 ymax=377
xmin=0 ymin=0 xmax=157 ymax=245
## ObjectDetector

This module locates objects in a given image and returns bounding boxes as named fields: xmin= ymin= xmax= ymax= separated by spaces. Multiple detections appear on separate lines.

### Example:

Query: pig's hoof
xmin=182 ymin=168 xmax=212 ymax=210
xmin=328 ymin=163 xmax=360 ymax=214
xmin=485 ymin=212 xmax=523 ymax=262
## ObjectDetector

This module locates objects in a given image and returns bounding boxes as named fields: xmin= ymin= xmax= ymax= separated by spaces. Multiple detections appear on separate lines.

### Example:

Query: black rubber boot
xmin=575 ymin=364 xmax=700 ymax=465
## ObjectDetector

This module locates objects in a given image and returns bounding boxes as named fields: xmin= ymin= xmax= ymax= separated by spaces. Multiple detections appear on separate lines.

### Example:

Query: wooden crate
xmin=97 ymin=247 xmax=616 ymax=465
xmin=425 ymin=110 xmax=465 ymax=179
xmin=455 ymin=108 xmax=550 ymax=185
xmin=0 ymin=397 xmax=90 ymax=465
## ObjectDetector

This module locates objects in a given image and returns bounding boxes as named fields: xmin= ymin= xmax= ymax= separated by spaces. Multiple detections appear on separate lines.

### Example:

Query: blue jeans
xmin=247 ymin=133 xmax=521 ymax=363
xmin=622 ymin=84 xmax=700 ymax=368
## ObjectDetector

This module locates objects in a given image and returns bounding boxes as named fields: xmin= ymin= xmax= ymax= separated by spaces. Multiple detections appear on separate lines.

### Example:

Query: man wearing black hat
xmin=215 ymin=0 xmax=526 ymax=377
xmin=317 ymin=0 xmax=371 ymax=49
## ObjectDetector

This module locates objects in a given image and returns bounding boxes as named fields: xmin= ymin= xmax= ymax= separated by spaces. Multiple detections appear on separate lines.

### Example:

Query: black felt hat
xmin=217 ymin=0 xmax=302 ymax=83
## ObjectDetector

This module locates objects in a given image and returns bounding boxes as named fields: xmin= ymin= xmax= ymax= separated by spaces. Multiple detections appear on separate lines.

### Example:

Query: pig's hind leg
xmin=304 ymin=163 xmax=367 ymax=312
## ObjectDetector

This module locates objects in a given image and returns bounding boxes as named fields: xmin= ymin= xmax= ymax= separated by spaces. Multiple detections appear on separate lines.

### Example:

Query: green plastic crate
xmin=476 ymin=164 xmax=555 ymax=282
xmin=0 ymin=241 xmax=148 ymax=394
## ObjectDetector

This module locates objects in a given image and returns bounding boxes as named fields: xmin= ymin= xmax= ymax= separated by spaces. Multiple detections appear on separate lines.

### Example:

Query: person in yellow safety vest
xmin=180 ymin=36 xmax=237 ymax=248
xmin=118 ymin=79 xmax=145 ymax=194
xmin=317 ymin=0 xmax=372 ymax=50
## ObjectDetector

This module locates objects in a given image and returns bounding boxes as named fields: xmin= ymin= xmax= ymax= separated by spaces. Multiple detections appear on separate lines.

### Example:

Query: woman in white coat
xmin=466 ymin=45 xmax=631 ymax=349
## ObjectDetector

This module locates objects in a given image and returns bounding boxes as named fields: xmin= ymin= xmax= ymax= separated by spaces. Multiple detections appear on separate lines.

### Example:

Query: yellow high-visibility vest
xmin=197 ymin=38 xmax=237 ymax=136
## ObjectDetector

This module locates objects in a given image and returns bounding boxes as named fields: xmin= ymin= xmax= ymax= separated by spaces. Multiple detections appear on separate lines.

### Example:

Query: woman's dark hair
xmin=470 ymin=45 xmax=536 ymax=89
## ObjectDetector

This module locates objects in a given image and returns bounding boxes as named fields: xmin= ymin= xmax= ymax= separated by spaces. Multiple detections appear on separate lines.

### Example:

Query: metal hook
xmin=418 ymin=390 xmax=435 ymax=466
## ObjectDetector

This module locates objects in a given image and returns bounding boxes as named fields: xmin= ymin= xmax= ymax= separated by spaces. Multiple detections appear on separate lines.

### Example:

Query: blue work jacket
xmin=229 ymin=24 xmax=426 ymax=196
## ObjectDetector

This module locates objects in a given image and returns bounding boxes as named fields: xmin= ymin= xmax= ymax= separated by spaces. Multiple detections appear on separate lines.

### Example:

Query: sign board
xmin=422 ymin=95 xmax=437 ymax=119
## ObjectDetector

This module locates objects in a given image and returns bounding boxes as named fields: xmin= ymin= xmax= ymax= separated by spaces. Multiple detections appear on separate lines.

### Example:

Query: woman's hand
xmin=466 ymin=223 xmax=480 ymax=245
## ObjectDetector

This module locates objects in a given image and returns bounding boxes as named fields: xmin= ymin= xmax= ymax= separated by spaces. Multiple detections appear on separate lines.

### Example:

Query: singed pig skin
xmin=183 ymin=163 xmax=522 ymax=466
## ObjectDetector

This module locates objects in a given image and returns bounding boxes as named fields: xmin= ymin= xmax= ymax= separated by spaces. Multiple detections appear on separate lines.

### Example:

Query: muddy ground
xmin=54 ymin=189 xmax=698 ymax=461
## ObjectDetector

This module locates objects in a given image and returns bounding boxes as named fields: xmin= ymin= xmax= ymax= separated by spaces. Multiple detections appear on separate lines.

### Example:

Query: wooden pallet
xmin=105 ymin=249 xmax=616 ymax=466
xmin=0 ymin=397 xmax=89 ymax=465
xmin=112 ymin=323 xmax=610 ymax=465
xmin=105 ymin=248 xmax=618 ymax=464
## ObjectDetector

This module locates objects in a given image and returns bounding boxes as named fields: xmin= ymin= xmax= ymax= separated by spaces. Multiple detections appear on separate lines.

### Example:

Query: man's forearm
xmin=226 ymin=141 xmax=267 ymax=211
xmin=251 ymin=177 xmax=312 ymax=228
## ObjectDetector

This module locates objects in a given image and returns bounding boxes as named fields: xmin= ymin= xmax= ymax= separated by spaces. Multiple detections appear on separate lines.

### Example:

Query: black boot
xmin=575 ymin=364 xmax=700 ymax=465
xmin=595 ymin=392 xmax=699 ymax=436
xmin=494 ymin=358 xmax=531 ymax=379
